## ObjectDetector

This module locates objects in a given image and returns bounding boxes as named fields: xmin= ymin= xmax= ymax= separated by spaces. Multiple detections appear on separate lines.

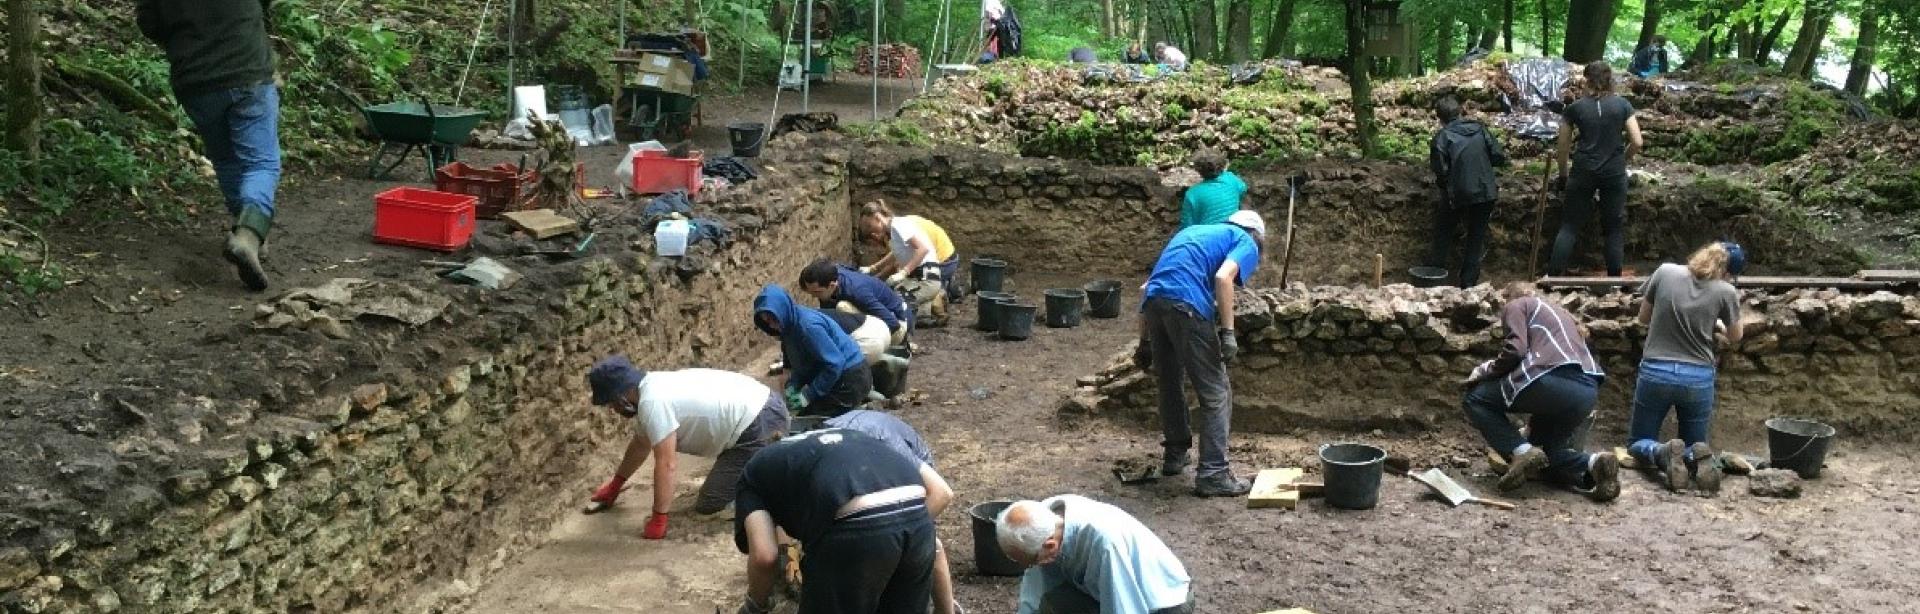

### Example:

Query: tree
xmin=4 ymin=0 xmax=40 ymax=173
xmin=1192 ymin=0 xmax=1220 ymax=61
xmin=1262 ymin=0 xmax=1298 ymax=58
xmin=1436 ymin=16 xmax=1455 ymax=68
xmin=1102 ymin=0 xmax=1117 ymax=38
xmin=1539 ymin=0 xmax=1554 ymax=57
xmin=1782 ymin=1 xmax=1834 ymax=80
xmin=1345 ymin=0 xmax=1378 ymax=158
xmin=1503 ymin=0 xmax=1516 ymax=52
xmin=1226 ymin=0 xmax=1253 ymax=62
xmin=1756 ymin=6 xmax=1796 ymax=64
xmin=1845 ymin=3 xmax=1879 ymax=96
xmin=1563 ymin=0 xmax=1617 ymax=63
xmin=1636 ymin=0 xmax=1661 ymax=49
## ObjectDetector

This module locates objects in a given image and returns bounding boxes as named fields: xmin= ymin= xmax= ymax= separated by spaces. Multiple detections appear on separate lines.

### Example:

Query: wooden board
xmin=1541 ymin=275 xmax=1895 ymax=291
xmin=1248 ymin=468 xmax=1305 ymax=510
xmin=1858 ymin=270 xmax=1920 ymax=283
xmin=500 ymin=209 xmax=580 ymax=240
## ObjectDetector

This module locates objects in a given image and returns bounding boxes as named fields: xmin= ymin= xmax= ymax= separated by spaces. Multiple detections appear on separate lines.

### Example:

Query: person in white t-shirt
xmin=582 ymin=356 xmax=790 ymax=540
xmin=1153 ymin=42 xmax=1188 ymax=71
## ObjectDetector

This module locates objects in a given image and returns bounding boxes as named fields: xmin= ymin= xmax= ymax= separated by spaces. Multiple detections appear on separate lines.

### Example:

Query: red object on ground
xmin=434 ymin=162 xmax=538 ymax=219
xmin=643 ymin=512 xmax=670 ymax=539
xmin=372 ymin=187 xmax=477 ymax=252
xmin=630 ymin=149 xmax=704 ymax=197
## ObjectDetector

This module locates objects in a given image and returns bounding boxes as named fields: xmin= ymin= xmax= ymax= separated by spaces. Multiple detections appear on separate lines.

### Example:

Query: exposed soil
xmin=460 ymin=269 xmax=1920 ymax=614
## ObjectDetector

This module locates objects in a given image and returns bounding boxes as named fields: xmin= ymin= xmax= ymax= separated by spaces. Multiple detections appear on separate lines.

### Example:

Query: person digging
xmin=1178 ymin=149 xmax=1248 ymax=229
xmin=1461 ymin=283 xmax=1622 ymax=502
xmin=995 ymin=495 xmax=1193 ymax=614
xmin=137 ymin=0 xmax=280 ymax=291
xmin=1136 ymin=209 xmax=1266 ymax=497
xmin=813 ymin=307 xmax=913 ymax=402
xmin=732 ymin=428 xmax=940 ymax=614
xmin=804 ymin=410 xmax=961 ymax=614
xmin=1427 ymin=95 xmax=1509 ymax=288
xmin=582 ymin=356 xmax=791 ymax=538
xmin=859 ymin=201 xmax=961 ymax=315
xmin=754 ymin=285 xmax=873 ymax=417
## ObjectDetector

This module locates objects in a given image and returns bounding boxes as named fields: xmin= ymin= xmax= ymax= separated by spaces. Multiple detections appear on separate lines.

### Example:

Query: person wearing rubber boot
xmin=811 ymin=410 xmax=961 ymax=614
xmin=137 ymin=0 xmax=281 ymax=291
xmin=799 ymin=259 xmax=913 ymax=349
xmin=1427 ymin=95 xmax=1508 ymax=288
xmin=1136 ymin=210 xmax=1265 ymax=497
xmin=996 ymin=495 xmax=1192 ymax=614
xmin=732 ymin=429 xmax=938 ymax=614
xmin=581 ymin=356 xmax=791 ymax=537
xmin=1627 ymin=242 xmax=1745 ymax=495
xmin=814 ymin=307 xmax=912 ymax=402
xmin=1461 ymin=283 xmax=1621 ymax=502
xmin=1178 ymin=149 xmax=1247 ymax=229
xmin=753 ymin=285 xmax=873 ymax=417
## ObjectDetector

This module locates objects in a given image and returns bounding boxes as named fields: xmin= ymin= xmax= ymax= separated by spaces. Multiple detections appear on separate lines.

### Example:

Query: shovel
xmin=1409 ymin=468 xmax=1516 ymax=510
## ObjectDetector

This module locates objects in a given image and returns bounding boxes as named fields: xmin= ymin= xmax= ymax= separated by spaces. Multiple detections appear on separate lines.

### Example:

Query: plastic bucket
xmin=1044 ymin=289 xmax=1087 ymax=328
xmin=998 ymin=303 xmax=1038 ymax=340
xmin=971 ymin=258 xmax=1009 ymax=294
xmin=1084 ymin=280 xmax=1124 ymax=319
xmin=967 ymin=501 xmax=1023 ymax=576
xmin=975 ymin=291 xmax=1016 ymax=331
xmin=1409 ymin=266 xmax=1448 ymax=288
xmin=1766 ymin=417 xmax=1836 ymax=479
xmin=1319 ymin=442 xmax=1387 ymax=510
xmin=727 ymin=122 xmax=767 ymax=158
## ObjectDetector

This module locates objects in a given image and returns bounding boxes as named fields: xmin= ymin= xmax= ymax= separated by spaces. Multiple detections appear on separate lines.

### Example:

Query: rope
xmin=872 ymin=0 xmax=881 ymax=121
xmin=765 ymin=0 xmax=807 ymax=135
xmin=453 ymin=0 xmax=498 ymax=106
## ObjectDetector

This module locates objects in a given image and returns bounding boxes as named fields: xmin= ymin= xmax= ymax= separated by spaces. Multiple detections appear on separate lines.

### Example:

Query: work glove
xmin=887 ymin=270 xmax=909 ymax=285
xmin=1132 ymin=339 xmax=1153 ymax=371
xmin=590 ymin=475 xmax=628 ymax=505
xmin=858 ymin=266 xmax=873 ymax=275
xmin=1217 ymin=329 xmax=1239 ymax=363
xmin=784 ymin=386 xmax=809 ymax=410
xmin=1464 ymin=362 xmax=1494 ymax=387
xmin=642 ymin=512 xmax=670 ymax=540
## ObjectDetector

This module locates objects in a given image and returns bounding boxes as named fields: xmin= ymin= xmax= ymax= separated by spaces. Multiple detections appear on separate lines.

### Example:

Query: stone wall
xmin=1067 ymin=285 xmax=1920 ymax=446
xmin=0 ymin=135 xmax=853 ymax=612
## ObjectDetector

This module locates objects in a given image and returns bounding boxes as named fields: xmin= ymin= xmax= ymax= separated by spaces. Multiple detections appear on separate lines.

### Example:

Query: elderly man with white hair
xmin=996 ymin=495 xmax=1192 ymax=614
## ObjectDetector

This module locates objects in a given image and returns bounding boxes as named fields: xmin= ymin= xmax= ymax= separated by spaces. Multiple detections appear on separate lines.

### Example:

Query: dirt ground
xmin=458 ymin=269 xmax=1920 ymax=614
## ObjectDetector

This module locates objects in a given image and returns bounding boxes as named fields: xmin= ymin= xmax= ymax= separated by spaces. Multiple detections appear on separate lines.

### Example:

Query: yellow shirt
xmin=907 ymin=215 xmax=956 ymax=262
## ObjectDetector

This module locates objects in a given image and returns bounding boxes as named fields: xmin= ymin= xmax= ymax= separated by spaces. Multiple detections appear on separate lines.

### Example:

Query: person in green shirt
xmin=1178 ymin=150 xmax=1248 ymax=229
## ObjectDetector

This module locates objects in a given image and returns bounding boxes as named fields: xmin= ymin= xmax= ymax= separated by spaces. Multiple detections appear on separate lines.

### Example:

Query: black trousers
xmin=1427 ymin=199 xmax=1495 ymax=287
xmin=1547 ymin=171 xmax=1629 ymax=276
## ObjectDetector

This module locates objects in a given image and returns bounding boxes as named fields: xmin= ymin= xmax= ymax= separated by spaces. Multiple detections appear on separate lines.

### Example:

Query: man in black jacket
xmin=136 ymin=0 xmax=280 ymax=291
xmin=1426 ymin=96 xmax=1508 ymax=288
xmin=1629 ymin=35 xmax=1669 ymax=78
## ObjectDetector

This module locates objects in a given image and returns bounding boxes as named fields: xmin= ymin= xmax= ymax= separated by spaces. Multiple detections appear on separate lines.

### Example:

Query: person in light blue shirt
xmin=1178 ymin=150 xmax=1247 ymax=229
xmin=995 ymin=495 xmax=1192 ymax=614
xmin=1136 ymin=210 xmax=1265 ymax=497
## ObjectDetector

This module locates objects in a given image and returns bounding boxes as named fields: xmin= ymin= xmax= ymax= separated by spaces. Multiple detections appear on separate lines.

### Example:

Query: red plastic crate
xmin=372 ymin=187 xmax=476 ymax=252
xmin=631 ymin=149 xmax=704 ymax=197
xmin=434 ymin=161 xmax=538 ymax=219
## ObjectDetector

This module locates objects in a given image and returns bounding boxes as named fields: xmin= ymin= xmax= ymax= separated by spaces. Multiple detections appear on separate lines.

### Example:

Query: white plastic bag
xmin=510 ymin=85 xmax=549 ymax=122
xmin=590 ymin=104 xmax=616 ymax=145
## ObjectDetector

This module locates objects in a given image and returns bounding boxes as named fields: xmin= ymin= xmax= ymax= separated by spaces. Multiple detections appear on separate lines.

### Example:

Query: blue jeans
xmin=1463 ymin=365 xmax=1599 ymax=484
xmin=180 ymin=83 xmax=282 ymax=219
xmin=1627 ymin=360 xmax=1717 ymax=468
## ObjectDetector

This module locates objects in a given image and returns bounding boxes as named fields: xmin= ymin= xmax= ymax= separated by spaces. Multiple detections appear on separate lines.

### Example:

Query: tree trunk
xmin=1192 ymin=0 xmax=1219 ymax=61
xmin=1636 ymin=0 xmax=1660 ymax=49
xmin=1345 ymin=0 xmax=1378 ymax=158
xmin=1436 ymin=17 xmax=1454 ymax=68
xmin=1502 ymin=0 xmax=1515 ymax=52
xmin=5 ymin=0 xmax=41 ymax=172
xmin=1539 ymin=0 xmax=1553 ymax=58
xmin=514 ymin=0 xmax=537 ymax=44
xmin=1686 ymin=8 xmax=1717 ymax=67
xmin=1226 ymin=0 xmax=1253 ymax=62
xmin=1146 ymin=0 xmax=1169 ymax=45
xmin=1563 ymin=0 xmax=1617 ymax=63
xmin=1101 ymin=0 xmax=1117 ymax=38
xmin=885 ymin=0 xmax=906 ymax=41
xmin=1262 ymin=0 xmax=1298 ymax=58
xmin=1844 ymin=5 xmax=1878 ymax=96
xmin=1737 ymin=19 xmax=1759 ymax=60
xmin=1782 ymin=3 xmax=1833 ymax=80
xmin=1464 ymin=23 xmax=1482 ymax=51
xmin=1755 ymin=6 xmax=1795 ymax=65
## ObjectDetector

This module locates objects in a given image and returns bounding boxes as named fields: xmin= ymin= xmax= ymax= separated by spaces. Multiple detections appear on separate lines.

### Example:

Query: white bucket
xmin=655 ymin=220 xmax=691 ymax=257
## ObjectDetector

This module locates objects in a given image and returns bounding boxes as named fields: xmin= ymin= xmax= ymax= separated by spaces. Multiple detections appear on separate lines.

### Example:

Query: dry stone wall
xmin=0 ymin=135 xmax=853 ymax=612
xmin=1068 ymin=285 xmax=1920 ymax=446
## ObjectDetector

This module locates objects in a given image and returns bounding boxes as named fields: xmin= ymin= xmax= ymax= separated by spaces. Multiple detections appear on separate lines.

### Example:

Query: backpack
xmin=997 ymin=6 xmax=1024 ymax=57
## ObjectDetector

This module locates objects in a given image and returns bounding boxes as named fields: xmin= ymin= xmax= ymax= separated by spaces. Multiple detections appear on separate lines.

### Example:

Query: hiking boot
xmin=1584 ymin=452 xmax=1621 ymax=503
xmin=1660 ymin=439 xmax=1690 ymax=493
xmin=1193 ymin=472 xmax=1251 ymax=498
xmin=1160 ymin=449 xmax=1189 ymax=476
xmin=1497 ymin=446 xmax=1548 ymax=492
xmin=1690 ymin=442 xmax=1722 ymax=496
xmin=224 ymin=228 xmax=269 ymax=291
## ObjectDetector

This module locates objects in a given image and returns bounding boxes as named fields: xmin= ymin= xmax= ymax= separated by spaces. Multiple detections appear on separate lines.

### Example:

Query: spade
xmin=1409 ymin=468 xmax=1516 ymax=510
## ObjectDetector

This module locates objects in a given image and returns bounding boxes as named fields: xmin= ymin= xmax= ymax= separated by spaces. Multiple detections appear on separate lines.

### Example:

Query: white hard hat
xmin=1226 ymin=210 xmax=1266 ymax=239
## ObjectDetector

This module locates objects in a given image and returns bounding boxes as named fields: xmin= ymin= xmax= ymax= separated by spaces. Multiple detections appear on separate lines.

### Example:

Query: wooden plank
xmin=1257 ymin=609 xmax=1319 ymax=614
xmin=1543 ymin=275 xmax=1894 ymax=291
xmin=1538 ymin=276 xmax=1643 ymax=289
xmin=1858 ymin=270 xmax=1920 ymax=283
xmin=501 ymin=209 xmax=580 ymax=240
xmin=1248 ymin=468 xmax=1305 ymax=510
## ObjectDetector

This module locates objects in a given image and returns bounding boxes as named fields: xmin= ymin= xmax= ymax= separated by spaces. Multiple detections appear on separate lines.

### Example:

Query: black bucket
xmin=967 ymin=501 xmax=1023 ymax=576
xmin=1084 ymin=280 xmax=1124 ymax=319
xmin=1409 ymin=266 xmax=1448 ymax=288
xmin=727 ymin=122 xmax=767 ymax=158
xmin=975 ymin=291 xmax=1017 ymax=331
xmin=1766 ymin=417 xmax=1836 ymax=479
xmin=998 ymin=303 xmax=1038 ymax=340
xmin=971 ymin=258 xmax=1009 ymax=294
xmin=1319 ymin=442 xmax=1387 ymax=510
xmin=1044 ymin=289 xmax=1087 ymax=328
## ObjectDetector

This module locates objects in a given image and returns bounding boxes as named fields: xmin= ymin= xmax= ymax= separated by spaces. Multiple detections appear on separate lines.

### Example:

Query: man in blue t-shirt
xmin=1136 ymin=210 xmax=1265 ymax=497
xmin=1178 ymin=150 xmax=1248 ymax=229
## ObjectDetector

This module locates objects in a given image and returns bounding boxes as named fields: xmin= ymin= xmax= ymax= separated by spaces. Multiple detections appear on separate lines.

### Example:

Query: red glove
xmin=591 ymin=475 xmax=628 ymax=504
xmin=643 ymin=512 xmax=670 ymax=540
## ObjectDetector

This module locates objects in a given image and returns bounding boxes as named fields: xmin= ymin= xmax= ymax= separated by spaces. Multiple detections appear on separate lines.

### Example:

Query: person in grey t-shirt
xmin=1626 ymin=241 xmax=1746 ymax=496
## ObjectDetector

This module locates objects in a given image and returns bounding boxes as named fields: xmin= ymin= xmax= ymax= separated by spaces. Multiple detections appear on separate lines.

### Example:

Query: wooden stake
xmin=1373 ymin=253 xmax=1384 ymax=288
xmin=1529 ymin=157 xmax=1553 ymax=279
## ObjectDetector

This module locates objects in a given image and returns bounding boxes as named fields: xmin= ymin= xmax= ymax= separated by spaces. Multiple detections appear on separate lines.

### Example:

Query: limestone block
xmin=0 ymin=547 xmax=37 ymax=591
xmin=223 ymin=477 xmax=263 ymax=504
xmin=442 ymin=367 xmax=473 ymax=396
xmin=350 ymin=384 xmax=388 ymax=412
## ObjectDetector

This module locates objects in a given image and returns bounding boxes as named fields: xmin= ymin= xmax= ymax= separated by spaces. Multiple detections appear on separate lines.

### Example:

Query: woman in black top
xmin=1548 ymin=61 xmax=1644 ymax=277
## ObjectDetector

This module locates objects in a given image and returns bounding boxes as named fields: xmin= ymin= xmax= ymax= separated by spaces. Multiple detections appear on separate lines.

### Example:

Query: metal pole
xmin=507 ymin=0 xmax=517 ymax=118
xmin=872 ymin=0 xmax=881 ymax=121
xmin=618 ymin=0 xmax=627 ymax=53
xmin=802 ymin=0 xmax=814 ymax=112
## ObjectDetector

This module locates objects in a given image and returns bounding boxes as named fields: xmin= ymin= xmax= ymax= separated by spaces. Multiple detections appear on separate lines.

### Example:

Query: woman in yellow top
xmin=860 ymin=201 xmax=960 ymax=300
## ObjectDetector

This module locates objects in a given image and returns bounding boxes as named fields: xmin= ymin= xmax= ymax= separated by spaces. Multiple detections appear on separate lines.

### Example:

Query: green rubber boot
xmin=226 ymin=208 xmax=272 ymax=291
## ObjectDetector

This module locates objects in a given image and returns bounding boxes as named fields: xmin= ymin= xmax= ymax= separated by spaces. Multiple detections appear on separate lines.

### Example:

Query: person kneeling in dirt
xmin=806 ymin=410 xmax=961 ymax=614
xmin=815 ymin=308 xmax=912 ymax=401
xmin=733 ymin=429 xmax=940 ymax=614
xmin=1136 ymin=210 xmax=1266 ymax=497
xmin=860 ymin=200 xmax=962 ymax=312
xmin=582 ymin=356 xmax=791 ymax=537
xmin=754 ymin=285 xmax=873 ymax=417
xmin=1179 ymin=149 xmax=1248 ymax=229
xmin=799 ymin=259 xmax=913 ymax=349
xmin=1625 ymin=241 xmax=1744 ymax=495
xmin=1461 ymin=283 xmax=1622 ymax=502
xmin=1427 ymin=95 xmax=1508 ymax=288
xmin=996 ymin=495 xmax=1192 ymax=614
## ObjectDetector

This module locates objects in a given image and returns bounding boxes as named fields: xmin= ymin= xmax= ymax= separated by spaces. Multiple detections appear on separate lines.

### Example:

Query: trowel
xmin=1409 ymin=468 xmax=1516 ymax=510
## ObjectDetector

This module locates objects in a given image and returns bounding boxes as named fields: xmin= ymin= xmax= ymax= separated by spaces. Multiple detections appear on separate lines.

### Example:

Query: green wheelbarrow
xmin=362 ymin=99 xmax=486 ymax=181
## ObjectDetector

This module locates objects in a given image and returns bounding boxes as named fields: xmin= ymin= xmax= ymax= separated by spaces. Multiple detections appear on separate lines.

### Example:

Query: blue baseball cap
xmin=587 ymin=356 xmax=647 ymax=406
xmin=1720 ymin=241 xmax=1747 ymax=277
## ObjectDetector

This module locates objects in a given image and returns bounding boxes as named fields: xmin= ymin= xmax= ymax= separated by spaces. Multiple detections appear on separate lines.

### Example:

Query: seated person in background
xmin=996 ymin=494 xmax=1193 ymax=614
xmin=1153 ymin=42 xmax=1188 ymax=71
xmin=799 ymin=259 xmax=912 ymax=349
xmin=1124 ymin=42 xmax=1153 ymax=64
xmin=1179 ymin=149 xmax=1248 ymax=229
xmin=753 ymin=285 xmax=872 ymax=417
xmin=1069 ymin=47 xmax=1097 ymax=63
xmin=1629 ymin=35 xmax=1669 ymax=78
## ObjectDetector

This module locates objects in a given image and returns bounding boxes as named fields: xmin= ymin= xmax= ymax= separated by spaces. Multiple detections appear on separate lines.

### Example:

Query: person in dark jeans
xmin=1548 ymin=61 xmax=1644 ymax=277
xmin=1136 ymin=210 xmax=1265 ymax=497
xmin=1462 ymin=283 xmax=1620 ymax=502
xmin=753 ymin=285 xmax=873 ymax=417
xmin=136 ymin=0 xmax=280 ymax=291
xmin=1427 ymin=95 xmax=1508 ymax=287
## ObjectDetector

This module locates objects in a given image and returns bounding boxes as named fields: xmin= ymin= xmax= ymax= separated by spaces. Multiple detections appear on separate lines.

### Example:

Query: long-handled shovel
xmin=1529 ymin=157 xmax=1554 ymax=279
xmin=1279 ymin=174 xmax=1307 ymax=286
xmin=1410 ymin=467 xmax=1516 ymax=510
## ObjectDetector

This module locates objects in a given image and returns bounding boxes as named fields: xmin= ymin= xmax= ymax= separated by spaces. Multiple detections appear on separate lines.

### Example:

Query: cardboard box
xmin=628 ymin=52 xmax=696 ymax=95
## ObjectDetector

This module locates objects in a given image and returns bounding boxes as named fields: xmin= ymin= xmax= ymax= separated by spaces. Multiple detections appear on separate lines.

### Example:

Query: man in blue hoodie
xmin=754 ymin=285 xmax=873 ymax=417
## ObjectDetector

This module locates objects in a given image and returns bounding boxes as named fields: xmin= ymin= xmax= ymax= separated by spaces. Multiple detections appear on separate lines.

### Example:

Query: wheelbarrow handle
xmin=419 ymin=94 xmax=438 ymax=120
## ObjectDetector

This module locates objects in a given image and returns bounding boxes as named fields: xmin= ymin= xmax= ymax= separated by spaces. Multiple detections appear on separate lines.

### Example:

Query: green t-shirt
xmin=1180 ymin=171 xmax=1248 ymax=228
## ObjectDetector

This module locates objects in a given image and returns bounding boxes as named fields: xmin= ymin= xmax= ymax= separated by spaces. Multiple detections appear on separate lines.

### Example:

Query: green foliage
xmin=844 ymin=119 xmax=931 ymax=146
xmin=0 ymin=254 xmax=65 ymax=297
